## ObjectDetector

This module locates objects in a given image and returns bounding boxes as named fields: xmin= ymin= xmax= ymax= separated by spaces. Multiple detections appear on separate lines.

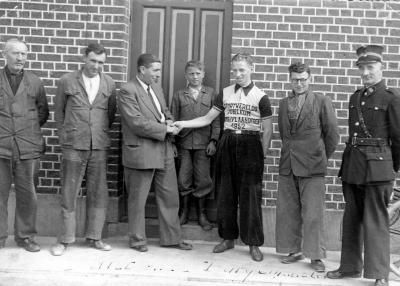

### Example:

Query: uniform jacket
xmin=339 ymin=80 xmax=400 ymax=184
xmin=171 ymin=85 xmax=220 ymax=149
xmin=278 ymin=91 xmax=339 ymax=177
xmin=0 ymin=68 xmax=49 ymax=159
xmin=118 ymin=77 xmax=174 ymax=169
xmin=55 ymin=70 xmax=117 ymax=150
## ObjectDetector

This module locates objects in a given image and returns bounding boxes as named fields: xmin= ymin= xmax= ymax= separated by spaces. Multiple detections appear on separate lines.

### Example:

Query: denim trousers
xmin=214 ymin=132 xmax=264 ymax=246
xmin=0 ymin=145 xmax=39 ymax=242
xmin=58 ymin=148 xmax=108 ymax=243
xmin=178 ymin=149 xmax=212 ymax=198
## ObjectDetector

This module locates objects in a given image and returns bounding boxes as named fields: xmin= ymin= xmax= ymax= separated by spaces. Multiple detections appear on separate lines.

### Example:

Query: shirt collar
xmin=5 ymin=65 xmax=24 ymax=76
xmin=137 ymin=76 xmax=149 ymax=90
xmin=234 ymin=81 xmax=254 ymax=96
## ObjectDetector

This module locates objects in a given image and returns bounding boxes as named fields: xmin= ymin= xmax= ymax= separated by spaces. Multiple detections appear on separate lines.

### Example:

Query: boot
xmin=197 ymin=198 xmax=212 ymax=231
xmin=179 ymin=195 xmax=189 ymax=225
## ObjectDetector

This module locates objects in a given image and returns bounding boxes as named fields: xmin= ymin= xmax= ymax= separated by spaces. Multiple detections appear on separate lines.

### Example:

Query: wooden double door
xmin=123 ymin=0 xmax=233 ymax=221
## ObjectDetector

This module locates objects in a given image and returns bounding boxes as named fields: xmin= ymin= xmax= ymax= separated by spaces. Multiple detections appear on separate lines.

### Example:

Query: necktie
xmin=147 ymin=85 xmax=162 ymax=118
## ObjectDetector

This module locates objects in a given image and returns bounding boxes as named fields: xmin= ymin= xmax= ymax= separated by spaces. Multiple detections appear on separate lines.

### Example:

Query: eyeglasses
xmin=290 ymin=77 xmax=309 ymax=84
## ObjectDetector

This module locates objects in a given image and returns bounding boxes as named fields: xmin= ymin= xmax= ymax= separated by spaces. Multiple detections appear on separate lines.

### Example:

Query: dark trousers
xmin=178 ymin=149 xmax=212 ymax=198
xmin=0 ymin=150 xmax=39 ymax=242
xmin=214 ymin=132 xmax=264 ymax=246
xmin=124 ymin=142 xmax=182 ymax=246
xmin=276 ymin=173 xmax=326 ymax=259
xmin=59 ymin=148 xmax=109 ymax=243
xmin=339 ymin=182 xmax=392 ymax=279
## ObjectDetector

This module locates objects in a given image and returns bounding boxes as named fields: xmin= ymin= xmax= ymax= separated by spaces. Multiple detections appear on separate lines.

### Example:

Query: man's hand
xmin=173 ymin=121 xmax=185 ymax=133
xmin=206 ymin=141 xmax=217 ymax=156
xmin=166 ymin=125 xmax=179 ymax=135
xmin=165 ymin=119 xmax=174 ymax=127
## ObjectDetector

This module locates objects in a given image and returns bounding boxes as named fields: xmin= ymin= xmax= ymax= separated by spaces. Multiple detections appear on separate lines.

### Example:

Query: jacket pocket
xmin=365 ymin=152 xmax=394 ymax=182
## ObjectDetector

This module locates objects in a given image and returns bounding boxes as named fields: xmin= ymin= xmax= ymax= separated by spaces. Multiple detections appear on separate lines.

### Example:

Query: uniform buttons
xmin=379 ymin=157 xmax=383 ymax=160
xmin=374 ymin=107 xmax=378 ymax=110
xmin=355 ymin=122 xmax=359 ymax=126
xmin=361 ymin=101 xmax=365 ymax=106
xmin=364 ymin=92 xmax=368 ymax=96
xmin=354 ymin=132 xmax=358 ymax=136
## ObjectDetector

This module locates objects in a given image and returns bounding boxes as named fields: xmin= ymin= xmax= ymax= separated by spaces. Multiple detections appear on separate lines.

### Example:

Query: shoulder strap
xmin=355 ymin=89 xmax=372 ymax=138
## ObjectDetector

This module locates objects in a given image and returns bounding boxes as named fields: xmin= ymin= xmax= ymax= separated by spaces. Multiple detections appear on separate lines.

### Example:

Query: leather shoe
xmin=16 ymin=238 xmax=40 ymax=252
xmin=164 ymin=241 xmax=193 ymax=250
xmin=375 ymin=279 xmax=389 ymax=286
xmin=130 ymin=245 xmax=148 ymax=252
xmin=326 ymin=269 xmax=361 ymax=279
xmin=50 ymin=243 xmax=68 ymax=256
xmin=281 ymin=253 xmax=305 ymax=264
xmin=249 ymin=246 xmax=263 ymax=262
xmin=198 ymin=213 xmax=213 ymax=231
xmin=213 ymin=240 xmax=234 ymax=253
xmin=87 ymin=239 xmax=111 ymax=251
xmin=311 ymin=259 xmax=325 ymax=272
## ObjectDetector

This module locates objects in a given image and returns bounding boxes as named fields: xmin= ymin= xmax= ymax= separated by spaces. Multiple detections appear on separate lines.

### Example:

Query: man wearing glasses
xmin=275 ymin=62 xmax=339 ymax=272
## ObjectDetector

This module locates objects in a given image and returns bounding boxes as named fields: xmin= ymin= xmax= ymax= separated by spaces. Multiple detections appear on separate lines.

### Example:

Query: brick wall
xmin=0 ymin=0 xmax=130 ymax=196
xmin=232 ymin=0 xmax=400 ymax=209
xmin=1 ymin=0 xmax=400 ymax=211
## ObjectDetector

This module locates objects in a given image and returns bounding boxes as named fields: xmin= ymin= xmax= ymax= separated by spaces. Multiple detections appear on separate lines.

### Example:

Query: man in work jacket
xmin=327 ymin=45 xmax=400 ymax=286
xmin=0 ymin=38 xmax=49 ymax=252
xmin=51 ymin=43 xmax=116 ymax=256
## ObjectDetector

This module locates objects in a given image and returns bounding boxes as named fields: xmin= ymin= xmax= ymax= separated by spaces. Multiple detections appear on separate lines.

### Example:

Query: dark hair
xmin=288 ymin=62 xmax=311 ymax=76
xmin=137 ymin=53 xmax=161 ymax=72
xmin=84 ymin=43 xmax=107 ymax=56
xmin=185 ymin=60 xmax=204 ymax=72
xmin=231 ymin=52 xmax=253 ymax=66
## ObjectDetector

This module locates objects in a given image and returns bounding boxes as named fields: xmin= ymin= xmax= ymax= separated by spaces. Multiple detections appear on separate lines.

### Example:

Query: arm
xmin=388 ymin=91 xmax=400 ymax=172
xmin=36 ymin=82 xmax=49 ymax=126
xmin=261 ymin=117 xmax=273 ymax=157
xmin=174 ymin=107 xmax=221 ymax=131
xmin=54 ymin=78 xmax=67 ymax=131
xmin=117 ymin=83 xmax=169 ymax=141
xmin=210 ymin=90 xmax=221 ymax=142
xmin=321 ymin=96 xmax=339 ymax=159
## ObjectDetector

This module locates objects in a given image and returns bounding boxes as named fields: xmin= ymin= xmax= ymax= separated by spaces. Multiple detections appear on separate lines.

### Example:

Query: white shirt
xmin=82 ymin=73 xmax=100 ymax=104
xmin=137 ymin=76 xmax=165 ymax=122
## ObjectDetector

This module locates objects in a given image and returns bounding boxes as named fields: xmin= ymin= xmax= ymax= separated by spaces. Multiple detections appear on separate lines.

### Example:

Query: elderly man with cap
xmin=327 ymin=45 xmax=400 ymax=286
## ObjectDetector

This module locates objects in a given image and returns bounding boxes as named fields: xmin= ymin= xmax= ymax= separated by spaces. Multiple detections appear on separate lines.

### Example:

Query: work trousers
xmin=339 ymin=182 xmax=392 ymax=279
xmin=124 ymin=141 xmax=182 ymax=246
xmin=0 ymin=149 xmax=39 ymax=242
xmin=58 ymin=148 xmax=109 ymax=243
xmin=178 ymin=149 xmax=212 ymax=198
xmin=214 ymin=132 xmax=264 ymax=246
xmin=276 ymin=173 xmax=326 ymax=259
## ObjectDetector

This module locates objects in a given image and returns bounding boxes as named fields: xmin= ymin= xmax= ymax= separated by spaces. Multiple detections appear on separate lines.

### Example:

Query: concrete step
xmin=1 ymin=236 xmax=400 ymax=286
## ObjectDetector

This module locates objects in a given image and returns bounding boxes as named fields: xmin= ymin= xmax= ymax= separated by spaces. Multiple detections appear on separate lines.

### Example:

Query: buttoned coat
xmin=278 ymin=91 xmax=339 ymax=177
xmin=0 ymin=68 xmax=49 ymax=159
xmin=118 ymin=77 xmax=174 ymax=169
xmin=54 ymin=70 xmax=117 ymax=150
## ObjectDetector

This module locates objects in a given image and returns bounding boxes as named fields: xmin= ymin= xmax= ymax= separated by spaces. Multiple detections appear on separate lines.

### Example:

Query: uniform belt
xmin=349 ymin=137 xmax=388 ymax=146
xmin=225 ymin=129 xmax=259 ymax=136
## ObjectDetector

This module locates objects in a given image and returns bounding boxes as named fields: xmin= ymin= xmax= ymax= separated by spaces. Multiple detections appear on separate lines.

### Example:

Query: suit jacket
xmin=54 ymin=69 xmax=116 ymax=150
xmin=0 ymin=68 xmax=49 ymax=159
xmin=118 ymin=77 xmax=174 ymax=169
xmin=171 ymin=85 xmax=220 ymax=149
xmin=278 ymin=91 xmax=339 ymax=177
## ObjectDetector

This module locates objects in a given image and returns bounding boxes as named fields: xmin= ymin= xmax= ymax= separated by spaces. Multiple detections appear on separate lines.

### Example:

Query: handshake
xmin=166 ymin=120 xmax=185 ymax=135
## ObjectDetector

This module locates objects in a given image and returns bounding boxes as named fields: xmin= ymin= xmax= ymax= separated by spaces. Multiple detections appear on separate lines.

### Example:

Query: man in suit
xmin=327 ymin=45 xmax=400 ymax=286
xmin=118 ymin=53 xmax=192 ymax=252
xmin=0 ymin=38 xmax=49 ymax=252
xmin=51 ymin=43 xmax=117 ymax=256
xmin=276 ymin=62 xmax=339 ymax=272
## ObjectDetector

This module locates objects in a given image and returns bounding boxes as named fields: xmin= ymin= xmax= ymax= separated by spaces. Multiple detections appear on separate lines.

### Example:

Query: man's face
xmin=290 ymin=71 xmax=310 ymax=95
xmin=140 ymin=62 xmax=162 ymax=84
xmin=358 ymin=62 xmax=383 ymax=86
xmin=185 ymin=66 xmax=204 ymax=88
xmin=3 ymin=41 xmax=28 ymax=73
xmin=231 ymin=60 xmax=252 ymax=87
xmin=82 ymin=51 xmax=106 ymax=78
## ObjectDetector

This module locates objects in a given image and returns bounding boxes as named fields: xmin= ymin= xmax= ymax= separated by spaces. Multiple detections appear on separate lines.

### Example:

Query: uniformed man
xmin=327 ymin=45 xmax=400 ymax=286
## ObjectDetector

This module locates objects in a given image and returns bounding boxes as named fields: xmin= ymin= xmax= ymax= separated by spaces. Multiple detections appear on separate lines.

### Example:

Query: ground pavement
xmin=0 ymin=236 xmax=399 ymax=286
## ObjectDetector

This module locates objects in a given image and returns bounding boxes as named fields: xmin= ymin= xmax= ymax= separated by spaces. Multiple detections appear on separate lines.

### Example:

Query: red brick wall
xmin=232 ymin=0 xmax=400 ymax=209
xmin=0 ymin=0 xmax=130 ymax=196
xmin=1 ymin=0 xmax=400 ymax=210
